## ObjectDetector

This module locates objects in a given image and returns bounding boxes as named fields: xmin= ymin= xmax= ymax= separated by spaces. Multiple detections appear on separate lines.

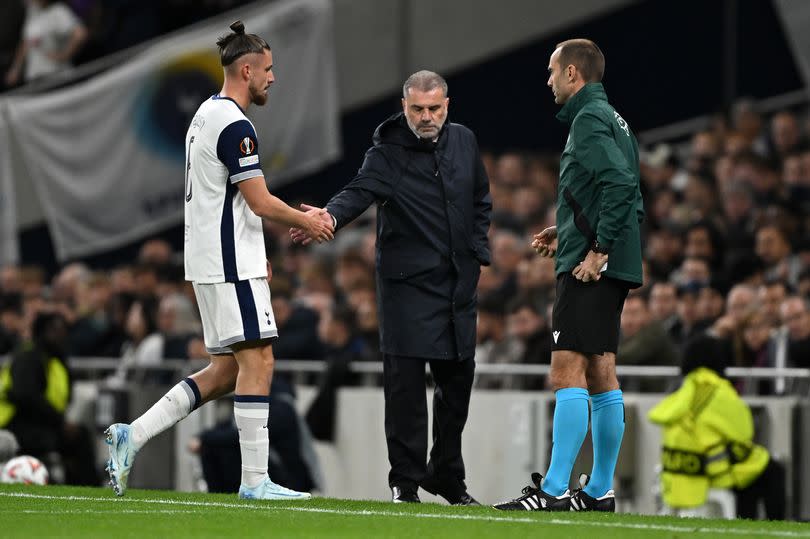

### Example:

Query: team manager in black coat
xmin=293 ymin=70 xmax=491 ymax=505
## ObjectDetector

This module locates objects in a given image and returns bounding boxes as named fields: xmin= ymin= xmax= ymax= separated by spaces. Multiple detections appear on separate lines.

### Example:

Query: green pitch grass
xmin=0 ymin=484 xmax=808 ymax=538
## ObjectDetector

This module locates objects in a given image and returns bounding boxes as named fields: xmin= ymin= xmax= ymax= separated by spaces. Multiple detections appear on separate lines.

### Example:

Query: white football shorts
xmin=192 ymin=277 xmax=278 ymax=354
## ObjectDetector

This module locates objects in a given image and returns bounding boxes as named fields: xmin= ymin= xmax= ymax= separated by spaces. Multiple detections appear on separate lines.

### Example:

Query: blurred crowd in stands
xmin=0 ymin=4 xmax=809 ymax=402
xmin=1 ymin=0 xmax=255 ymax=91
xmin=0 ymin=98 xmax=808 ymax=400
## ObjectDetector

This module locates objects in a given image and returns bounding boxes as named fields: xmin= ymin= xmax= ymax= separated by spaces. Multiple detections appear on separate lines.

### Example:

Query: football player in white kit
xmin=104 ymin=20 xmax=333 ymax=500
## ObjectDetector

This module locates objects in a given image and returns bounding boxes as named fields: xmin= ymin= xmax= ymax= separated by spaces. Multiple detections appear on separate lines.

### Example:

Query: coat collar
xmin=555 ymin=82 xmax=608 ymax=125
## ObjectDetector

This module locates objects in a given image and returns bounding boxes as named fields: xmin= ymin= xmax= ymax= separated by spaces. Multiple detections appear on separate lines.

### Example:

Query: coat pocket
xmin=378 ymin=248 xmax=441 ymax=280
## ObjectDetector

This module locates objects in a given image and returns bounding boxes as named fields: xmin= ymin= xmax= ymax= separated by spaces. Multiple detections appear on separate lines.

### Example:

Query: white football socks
xmin=234 ymin=396 xmax=270 ymax=488
xmin=131 ymin=378 xmax=199 ymax=450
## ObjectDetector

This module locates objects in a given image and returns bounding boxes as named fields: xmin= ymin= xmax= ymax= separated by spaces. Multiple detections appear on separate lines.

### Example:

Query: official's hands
xmin=532 ymin=226 xmax=558 ymax=257
xmin=573 ymin=250 xmax=608 ymax=282
xmin=290 ymin=203 xmax=334 ymax=245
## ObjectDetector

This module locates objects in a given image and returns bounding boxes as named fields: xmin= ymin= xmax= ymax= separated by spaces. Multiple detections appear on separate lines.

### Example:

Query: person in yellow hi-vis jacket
xmin=648 ymin=333 xmax=785 ymax=519
xmin=0 ymin=311 xmax=97 ymax=484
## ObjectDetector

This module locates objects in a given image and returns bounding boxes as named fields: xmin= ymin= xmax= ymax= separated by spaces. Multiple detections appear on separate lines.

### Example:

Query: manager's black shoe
xmin=391 ymin=485 xmax=421 ymax=503
xmin=420 ymin=475 xmax=481 ymax=506
xmin=492 ymin=472 xmax=571 ymax=511
xmin=569 ymin=474 xmax=616 ymax=512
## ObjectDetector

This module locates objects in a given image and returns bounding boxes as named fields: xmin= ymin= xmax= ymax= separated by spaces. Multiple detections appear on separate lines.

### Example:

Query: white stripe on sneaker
xmin=526 ymin=497 xmax=538 ymax=509
xmin=520 ymin=499 xmax=532 ymax=510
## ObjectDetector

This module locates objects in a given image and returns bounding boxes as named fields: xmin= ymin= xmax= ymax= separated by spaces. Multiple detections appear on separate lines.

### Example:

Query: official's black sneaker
xmin=569 ymin=474 xmax=616 ymax=512
xmin=392 ymin=485 xmax=421 ymax=503
xmin=420 ymin=475 xmax=481 ymax=506
xmin=492 ymin=472 xmax=571 ymax=511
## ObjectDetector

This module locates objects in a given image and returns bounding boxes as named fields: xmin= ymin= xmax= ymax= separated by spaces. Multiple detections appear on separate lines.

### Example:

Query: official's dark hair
xmin=216 ymin=20 xmax=271 ymax=67
xmin=555 ymin=39 xmax=605 ymax=83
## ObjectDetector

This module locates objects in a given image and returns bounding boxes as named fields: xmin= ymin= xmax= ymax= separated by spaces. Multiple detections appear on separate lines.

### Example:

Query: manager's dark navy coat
xmin=326 ymin=113 xmax=491 ymax=360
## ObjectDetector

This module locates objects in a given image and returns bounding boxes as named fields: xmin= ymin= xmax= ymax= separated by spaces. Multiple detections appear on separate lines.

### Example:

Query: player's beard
xmin=250 ymin=82 xmax=269 ymax=106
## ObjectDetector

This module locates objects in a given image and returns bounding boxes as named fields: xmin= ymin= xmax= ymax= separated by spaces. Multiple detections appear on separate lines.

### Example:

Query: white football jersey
xmin=184 ymin=95 xmax=267 ymax=283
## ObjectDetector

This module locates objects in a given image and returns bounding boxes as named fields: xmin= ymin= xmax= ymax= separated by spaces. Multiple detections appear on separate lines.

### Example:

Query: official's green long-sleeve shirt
xmin=554 ymin=83 xmax=644 ymax=286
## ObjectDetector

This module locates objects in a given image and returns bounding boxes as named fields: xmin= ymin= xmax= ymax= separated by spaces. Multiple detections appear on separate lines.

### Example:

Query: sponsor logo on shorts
xmin=553 ymin=331 xmax=560 ymax=343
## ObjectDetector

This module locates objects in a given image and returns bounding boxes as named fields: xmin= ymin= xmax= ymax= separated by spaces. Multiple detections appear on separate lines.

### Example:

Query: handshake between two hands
xmin=291 ymin=203 xmax=335 ymax=245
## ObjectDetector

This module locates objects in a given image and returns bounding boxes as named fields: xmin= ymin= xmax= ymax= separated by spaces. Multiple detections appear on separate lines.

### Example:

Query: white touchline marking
xmin=0 ymin=492 xmax=808 ymax=538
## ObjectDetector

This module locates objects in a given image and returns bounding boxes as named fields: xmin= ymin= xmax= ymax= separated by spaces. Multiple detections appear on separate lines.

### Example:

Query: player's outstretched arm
xmin=239 ymin=177 xmax=333 ymax=243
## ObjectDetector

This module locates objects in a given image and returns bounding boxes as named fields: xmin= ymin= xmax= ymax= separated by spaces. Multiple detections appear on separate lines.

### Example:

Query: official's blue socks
xmin=584 ymin=389 xmax=625 ymax=498
xmin=542 ymin=387 xmax=590 ymax=496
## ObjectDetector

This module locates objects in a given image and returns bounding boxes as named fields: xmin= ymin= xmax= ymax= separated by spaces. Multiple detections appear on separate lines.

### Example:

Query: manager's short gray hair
xmin=402 ymin=70 xmax=448 ymax=98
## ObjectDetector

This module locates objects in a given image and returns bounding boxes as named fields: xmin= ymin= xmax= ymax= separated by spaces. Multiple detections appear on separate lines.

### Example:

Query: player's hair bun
xmin=229 ymin=20 xmax=245 ymax=34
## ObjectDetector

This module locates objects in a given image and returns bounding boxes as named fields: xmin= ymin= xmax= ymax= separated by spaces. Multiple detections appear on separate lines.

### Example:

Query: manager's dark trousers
xmin=382 ymin=354 xmax=475 ymax=491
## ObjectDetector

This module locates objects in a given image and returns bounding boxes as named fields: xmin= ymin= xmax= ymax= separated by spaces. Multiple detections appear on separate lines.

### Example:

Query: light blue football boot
xmin=238 ymin=475 xmax=312 ymax=501
xmin=105 ymin=423 xmax=138 ymax=496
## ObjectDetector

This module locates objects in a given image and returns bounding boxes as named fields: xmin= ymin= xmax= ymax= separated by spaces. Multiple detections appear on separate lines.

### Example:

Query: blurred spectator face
xmin=735 ymin=159 xmax=778 ymax=196
xmin=20 ymin=266 xmax=46 ymax=300
xmin=646 ymin=229 xmax=682 ymax=267
xmin=110 ymin=267 xmax=135 ymax=294
xmin=495 ymin=153 xmax=525 ymax=187
xmin=649 ymin=282 xmax=678 ymax=321
xmin=512 ymin=186 xmax=544 ymax=221
xmin=680 ymin=257 xmax=710 ymax=285
xmin=780 ymin=297 xmax=810 ymax=340
xmin=758 ymin=282 xmax=787 ymax=326
xmin=725 ymin=285 xmax=756 ymax=325
xmin=771 ymin=112 xmax=800 ymax=156
xmin=676 ymin=290 xmax=700 ymax=326
xmin=133 ymin=265 xmax=159 ymax=297
xmin=742 ymin=311 xmax=771 ymax=351
xmin=782 ymin=155 xmax=803 ymax=186
xmin=527 ymin=159 xmax=558 ymax=198
xmin=620 ymin=295 xmax=649 ymax=339
xmin=685 ymin=227 xmax=714 ymax=260
xmin=690 ymin=131 xmax=719 ymax=160
xmin=721 ymin=183 xmax=753 ymax=222
xmin=724 ymin=132 xmax=751 ymax=156
xmin=506 ymin=305 xmax=544 ymax=340
xmin=755 ymin=225 xmax=791 ymax=265
xmin=683 ymin=176 xmax=716 ymax=217
xmin=732 ymin=101 xmax=763 ymax=141
xmin=0 ymin=266 xmax=21 ymax=294
xmin=138 ymin=239 xmax=173 ymax=265
xmin=492 ymin=232 xmax=525 ymax=274
xmin=335 ymin=255 xmax=370 ymax=292
xmin=75 ymin=273 xmax=111 ymax=315
xmin=51 ymin=263 xmax=89 ymax=304
xmin=697 ymin=287 xmax=724 ymax=322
